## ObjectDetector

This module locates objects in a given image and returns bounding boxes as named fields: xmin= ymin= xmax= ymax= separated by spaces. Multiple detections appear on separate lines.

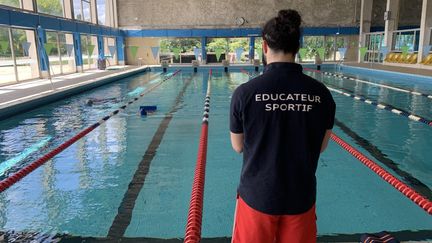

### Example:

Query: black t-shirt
xmin=230 ymin=62 xmax=336 ymax=215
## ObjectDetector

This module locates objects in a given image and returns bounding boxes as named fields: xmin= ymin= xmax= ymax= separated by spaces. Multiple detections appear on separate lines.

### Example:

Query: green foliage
xmin=0 ymin=0 xmax=20 ymax=8
xmin=206 ymin=38 xmax=228 ymax=52
xmin=37 ymin=0 xmax=63 ymax=16
xmin=160 ymin=38 xmax=200 ymax=53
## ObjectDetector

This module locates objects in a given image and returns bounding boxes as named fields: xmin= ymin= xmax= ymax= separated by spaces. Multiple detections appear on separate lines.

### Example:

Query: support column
xmin=63 ymin=0 xmax=73 ymax=19
xmin=249 ymin=36 xmax=255 ymax=62
xmin=383 ymin=0 xmax=400 ymax=51
xmin=97 ymin=35 xmax=104 ymax=59
xmin=418 ymin=0 xmax=432 ymax=63
xmin=73 ymin=32 xmax=84 ymax=72
xmin=201 ymin=37 xmax=207 ymax=64
xmin=358 ymin=0 xmax=373 ymax=62
xmin=117 ymin=36 xmax=125 ymax=65
xmin=36 ymin=26 xmax=50 ymax=78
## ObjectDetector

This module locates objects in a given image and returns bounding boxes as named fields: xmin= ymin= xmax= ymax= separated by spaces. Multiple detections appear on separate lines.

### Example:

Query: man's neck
xmin=266 ymin=52 xmax=295 ymax=65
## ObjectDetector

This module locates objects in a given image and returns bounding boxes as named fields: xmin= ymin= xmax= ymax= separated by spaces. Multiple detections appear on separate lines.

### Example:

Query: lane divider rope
xmin=331 ymin=133 xmax=432 ymax=215
xmin=321 ymin=70 xmax=432 ymax=99
xmin=0 ymin=70 xmax=182 ymax=193
xmin=242 ymin=69 xmax=432 ymax=215
xmin=303 ymin=68 xmax=432 ymax=127
xmin=184 ymin=70 xmax=212 ymax=243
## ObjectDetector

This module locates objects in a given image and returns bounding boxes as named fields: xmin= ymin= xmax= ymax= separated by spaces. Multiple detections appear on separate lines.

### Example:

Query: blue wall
xmin=124 ymin=27 xmax=360 ymax=38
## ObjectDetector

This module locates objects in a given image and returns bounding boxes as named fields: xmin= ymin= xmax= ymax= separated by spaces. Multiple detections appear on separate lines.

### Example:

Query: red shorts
xmin=232 ymin=196 xmax=317 ymax=243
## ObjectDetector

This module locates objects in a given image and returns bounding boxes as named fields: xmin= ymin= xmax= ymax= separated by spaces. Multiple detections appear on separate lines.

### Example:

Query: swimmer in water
xmin=85 ymin=97 xmax=118 ymax=106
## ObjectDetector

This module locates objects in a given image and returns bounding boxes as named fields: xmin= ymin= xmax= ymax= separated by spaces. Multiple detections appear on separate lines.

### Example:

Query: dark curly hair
xmin=262 ymin=9 xmax=302 ymax=54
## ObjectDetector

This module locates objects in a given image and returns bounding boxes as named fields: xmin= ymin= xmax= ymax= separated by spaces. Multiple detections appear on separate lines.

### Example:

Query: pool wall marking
xmin=241 ymin=69 xmax=432 ymax=215
xmin=184 ymin=70 xmax=212 ymax=243
xmin=0 ymin=70 xmax=181 ymax=193
xmin=322 ymin=71 xmax=432 ymax=99
xmin=303 ymin=68 xmax=432 ymax=127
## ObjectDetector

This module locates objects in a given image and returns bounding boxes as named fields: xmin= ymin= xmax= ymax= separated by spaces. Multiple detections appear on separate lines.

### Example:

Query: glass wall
xmin=74 ymin=0 xmax=92 ymax=22
xmin=392 ymin=29 xmax=420 ymax=52
xmin=46 ymin=31 xmax=76 ymax=75
xmin=160 ymin=38 xmax=201 ymax=64
xmin=59 ymin=33 xmax=76 ymax=73
xmin=254 ymin=37 xmax=263 ymax=60
xmin=365 ymin=32 xmax=384 ymax=63
xmin=0 ymin=0 xmax=34 ymax=10
xmin=0 ymin=0 xmax=20 ymax=8
xmin=301 ymin=35 xmax=348 ymax=62
xmin=302 ymin=36 xmax=324 ymax=62
xmin=227 ymin=38 xmax=249 ymax=63
xmin=81 ymin=34 xmax=98 ymax=70
xmin=12 ymin=28 xmax=39 ymax=81
xmin=37 ymin=0 xmax=64 ymax=17
xmin=0 ymin=27 xmax=39 ymax=85
xmin=103 ymin=36 xmax=117 ymax=66
xmin=0 ymin=26 xmax=15 ymax=85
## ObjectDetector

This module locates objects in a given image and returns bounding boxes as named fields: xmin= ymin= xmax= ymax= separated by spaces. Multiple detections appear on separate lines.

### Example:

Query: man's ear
xmin=263 ymin=40 xmax=269 ymax=54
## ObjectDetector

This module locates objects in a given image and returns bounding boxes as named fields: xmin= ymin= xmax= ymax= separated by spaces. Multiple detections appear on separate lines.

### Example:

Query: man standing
xmin=230 ymin=9 xmax=336 ymax=243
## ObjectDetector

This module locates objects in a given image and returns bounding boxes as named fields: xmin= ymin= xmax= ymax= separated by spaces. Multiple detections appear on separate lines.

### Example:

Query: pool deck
xmin=344 ymin=62 xmax=432 ymax=77
xmin=0 ymin=65 xmax=150 ymax=120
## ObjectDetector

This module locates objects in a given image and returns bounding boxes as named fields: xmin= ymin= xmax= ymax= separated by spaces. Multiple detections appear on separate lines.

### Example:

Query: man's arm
xmin=230 ymin=132 xmax=244 ymax=153
xmin=320 ymin=129 xmax=332 ymax=153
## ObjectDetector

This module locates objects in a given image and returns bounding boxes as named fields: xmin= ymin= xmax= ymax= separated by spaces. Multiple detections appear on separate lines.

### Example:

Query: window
xmin=227 ymin=38 xmax=249 ymax=64
xmin=301 ymin=36 xmax=325 ymax=62
xmin=81 ymin=35 xmax=98 ymax=70
xmin=0 ymin=27 xmax=14 ymax=85
xmin=254 ymin=37 xmax=263 ymax=60
xmin=0 ymin=0 xmax=34 ymax=10
xmin=0 ymin=27 xmax=39 ymax=85
xmin=59 ymin=33 xmax=76 ymax=73
xmin=0 ymin=0 xmax=20 ymax=8
xmin=74 ymin=0 xmax=91 ymax=22
xmin=206 ymin=38 xmax=228 ymax=63
xmin=103 ymin=37 xmax=117 ymax=66
xmin=12 ymin=28 xmax=39 ymax=81
xmin=46 ymin=31 xmax=76 ymax=75
xmin=392 ymin=29 xmax=420 ymax=52
xmin=37 ymin=0 xmax=64 ymax=17
xmin=160 ymin=38 xmax=201 ymax=64
xmin=97 ymin=0 xmax=106 ymax=25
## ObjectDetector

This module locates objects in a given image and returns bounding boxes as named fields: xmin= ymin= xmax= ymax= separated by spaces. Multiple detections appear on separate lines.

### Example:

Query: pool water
xmin=0 ymin=68 xmax=431 ymax=241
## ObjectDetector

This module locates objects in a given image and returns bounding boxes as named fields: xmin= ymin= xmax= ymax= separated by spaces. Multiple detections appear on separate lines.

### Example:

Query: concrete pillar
xmin=73 ymin=32 xmax=84 ymax=72
xmin=116 ymin=36 xmax=125 ymax=65
xmin=113 ymin=0 xmax=118 ymax=28
xmin=358 ymin=0 xmax=373 ymax=62
xmin=63 ymin=0 xmax=73 ymax=19
xmin=21 ymin=0 xmax=34 ymax=11
xmin=201 ymin=37 xmax=207 ymax=64
xmin=417 ymin=0 xmax=432 ymax=63
xmin=383 ymin=0 xmax=400 ymax=50
xmin=249 ymin=36 xmax=255 ymax=62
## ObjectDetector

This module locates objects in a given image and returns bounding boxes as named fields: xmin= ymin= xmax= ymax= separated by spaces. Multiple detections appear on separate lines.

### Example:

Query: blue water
xmin=0 ymin=69 xmax=431 ymax=240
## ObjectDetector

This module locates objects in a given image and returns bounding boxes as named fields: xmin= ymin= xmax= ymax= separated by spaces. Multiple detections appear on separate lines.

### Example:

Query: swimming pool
xmin=0 ymin=67 xmax=431 ymax=242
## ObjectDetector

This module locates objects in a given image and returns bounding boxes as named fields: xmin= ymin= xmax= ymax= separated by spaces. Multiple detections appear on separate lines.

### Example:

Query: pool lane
xmin=0 ymin=71 xmax=184 ymax=236
xmin=304 ymin=71 xmax=432 ymax=192
xmin=124 ymin=73 xmax=207 ymax=238
xmin=307 ymin=72 xmax=432 ymax=122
